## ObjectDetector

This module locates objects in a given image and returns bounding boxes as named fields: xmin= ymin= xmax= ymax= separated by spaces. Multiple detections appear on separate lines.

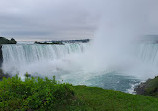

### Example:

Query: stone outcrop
xmin=0 ymin=45 xmax=3 ymax=67
xmin=0 ymin=37 xmax=17 ymax=44
xmin=134 ymin=76 xmax=158 ymax=97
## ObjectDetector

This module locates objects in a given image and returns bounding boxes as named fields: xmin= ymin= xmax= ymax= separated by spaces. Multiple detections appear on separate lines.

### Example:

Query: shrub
xmin=0 ymin=75 xmax=74 ymax=110
xmin=0 ymin=69 xmax=10 ymax=80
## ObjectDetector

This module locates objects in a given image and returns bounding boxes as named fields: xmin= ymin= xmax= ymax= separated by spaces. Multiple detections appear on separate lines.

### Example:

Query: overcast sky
xmin=0 ymin=0 xmax=158 ymax=41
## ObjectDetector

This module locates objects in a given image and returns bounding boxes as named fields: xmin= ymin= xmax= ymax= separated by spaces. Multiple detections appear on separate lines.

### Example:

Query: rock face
xmin=0 ymin=37 xmax=17 ymax=44
xmin=134 ymin=77 xmax=158 ymax=97
xmin=0 ymin=45 xmax=3 ymax=67
xmin=0 ymin=37 xmax=17 ymax=67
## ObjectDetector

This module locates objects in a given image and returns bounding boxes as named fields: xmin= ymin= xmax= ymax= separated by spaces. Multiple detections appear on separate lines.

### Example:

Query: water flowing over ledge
xmin=2 ymin=43 xmax=88 ymax=75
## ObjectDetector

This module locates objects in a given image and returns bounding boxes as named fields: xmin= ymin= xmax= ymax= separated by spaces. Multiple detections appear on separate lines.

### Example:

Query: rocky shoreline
xmin=134 ymin=76 xmax=158 ymax=97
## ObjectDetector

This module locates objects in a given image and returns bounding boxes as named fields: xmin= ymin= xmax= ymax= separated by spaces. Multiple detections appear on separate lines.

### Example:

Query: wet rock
xmin=0 ymin=45 xmax=3 ymax=67
xmin=134 ymin=77 xmax=158 ymax=97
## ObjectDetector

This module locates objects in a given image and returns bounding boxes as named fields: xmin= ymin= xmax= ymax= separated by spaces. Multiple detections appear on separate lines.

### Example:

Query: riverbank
xmin=73 ymin=86 xmax=158 ymax=111
xmin=134 ymin=76 xmax=158 ymax=97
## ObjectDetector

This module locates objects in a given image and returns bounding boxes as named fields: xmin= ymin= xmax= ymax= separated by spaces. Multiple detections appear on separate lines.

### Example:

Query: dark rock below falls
xmin=134 ymin=76 xmax=158 ymax=97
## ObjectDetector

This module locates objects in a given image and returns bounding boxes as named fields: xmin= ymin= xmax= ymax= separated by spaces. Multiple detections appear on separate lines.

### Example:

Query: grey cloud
xmin=1 ymin=31 xmax=51 ymax=36
xmin=0 ymin=0 xmax=158 ymax=40
xmin=0 ymin=0 xmax=98 ymax=40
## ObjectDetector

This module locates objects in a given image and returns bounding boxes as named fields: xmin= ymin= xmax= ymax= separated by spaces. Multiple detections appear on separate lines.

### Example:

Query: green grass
xmin=73 ymin=86 xmax=158 ymax=111
xmin=1 ymin=76 xmax=158 ymax=111
xmin=144 ymin=76 xmax=158 ymax=96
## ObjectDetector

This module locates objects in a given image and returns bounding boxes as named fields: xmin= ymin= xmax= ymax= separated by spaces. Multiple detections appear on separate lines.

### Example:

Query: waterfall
xmin=2 ymin=43 xmax=88 ymax=75
xmin=2 ymin=42 xmax=158 ymax=81
xmin=137 ymin=43 xmax=158 ymax=65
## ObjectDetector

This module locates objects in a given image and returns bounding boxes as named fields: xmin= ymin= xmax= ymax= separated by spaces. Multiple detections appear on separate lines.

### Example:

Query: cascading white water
xmin=2 ymin=43 xmax=88 ymax=76
xmin=2 ymin=44 xmax=85 ymax=64
xmin=2 ymin=42 xmax=158 ymax=76
xmin=138 ymin=43 xmax=158 ymax=65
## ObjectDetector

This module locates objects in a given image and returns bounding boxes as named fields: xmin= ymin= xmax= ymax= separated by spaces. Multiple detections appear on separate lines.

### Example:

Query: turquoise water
xmin=60 ymin=71 xmax=140 ymax=93
xmin=87 ymin=73 xmax=140 ymax=93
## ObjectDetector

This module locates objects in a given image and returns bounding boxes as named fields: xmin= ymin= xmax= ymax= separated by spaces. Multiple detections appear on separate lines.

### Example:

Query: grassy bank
xmin=73 ymin=86 xmax=158 ymax=111
xmin=1 ymin=76 xmax=158 ymax=111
